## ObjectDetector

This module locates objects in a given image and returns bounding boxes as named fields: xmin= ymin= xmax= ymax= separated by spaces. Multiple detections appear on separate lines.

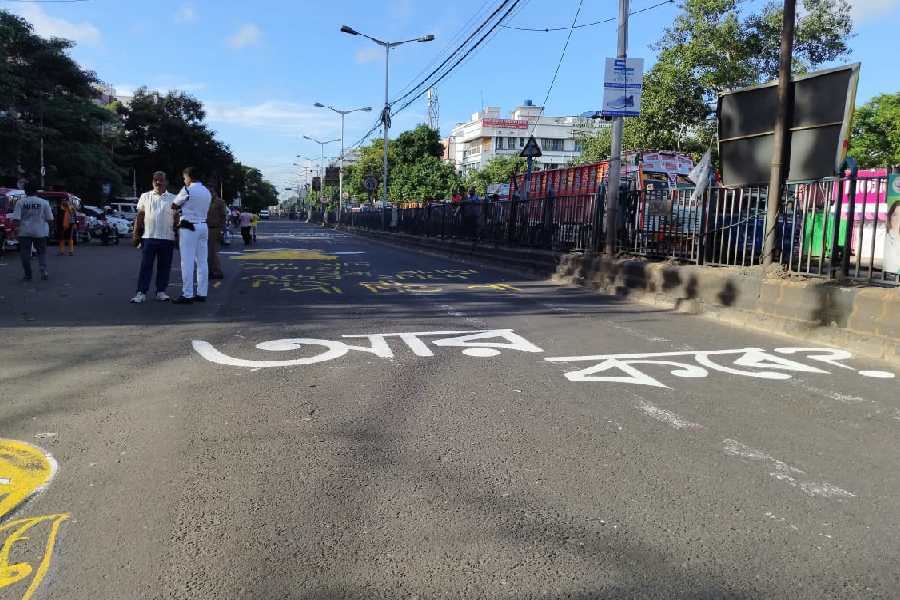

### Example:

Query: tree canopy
xmin=344 ymin=125 xmax=463 ymax=203
xmin=576 ymin=0 xmax=854 ymax=160
xmin=848 ymin=93 xmax=900 ymax=169
xmin=0 ymin=9 xmax=276 ymax=207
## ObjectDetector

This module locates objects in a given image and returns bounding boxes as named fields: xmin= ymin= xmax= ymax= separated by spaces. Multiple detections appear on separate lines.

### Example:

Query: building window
xmin=495 ymin=136 xmax=503 ymax=151
xmin=541 ymin=138 xmax=564 ymax=152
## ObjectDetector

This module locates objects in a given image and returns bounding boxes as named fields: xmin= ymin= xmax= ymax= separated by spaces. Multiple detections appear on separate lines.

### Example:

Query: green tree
xmin=466 ymin=155 xmax=527 ymax=195
xmin=575 ymin=0 xmax=853 ymax=157
xmin=390 ymin=155 xmax=461 ymax=202
xmin=848 ymin=93 xmax=900 ymax=168
xmin=0 ymin=10 xmax=123 ymax=198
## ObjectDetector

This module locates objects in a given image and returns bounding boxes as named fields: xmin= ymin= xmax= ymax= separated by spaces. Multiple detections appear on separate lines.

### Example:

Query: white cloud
xmin=850 ymin=0 xmax=900 ymax=23
xmin=227 ymin=23 xmax=261 ymax=49
xmin=175 ymin=4 xmax=196 ymax=24
xmin=355 ymin=46 xmax=383 ymax=64
xmin=206 ymin=101 xmax=332 ymax=134
xmin=19 ymin=5 xmax=101 ymax=45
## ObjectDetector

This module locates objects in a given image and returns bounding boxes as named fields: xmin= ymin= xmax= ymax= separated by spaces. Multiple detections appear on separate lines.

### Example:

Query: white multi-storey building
xmin=447 ymin=100 xmax=607 ymax=177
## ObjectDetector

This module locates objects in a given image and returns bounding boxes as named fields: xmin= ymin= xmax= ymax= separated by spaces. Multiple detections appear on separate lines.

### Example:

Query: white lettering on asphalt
xmin=193 ymin=333 xmax=895 ymax=390
xmin=193 ymin=329 xmax=544 ymax=369
xmin=546 ymin=348 xmax=841 ymax=388
xmin=722 ymin=439 xmax=855 ymax=499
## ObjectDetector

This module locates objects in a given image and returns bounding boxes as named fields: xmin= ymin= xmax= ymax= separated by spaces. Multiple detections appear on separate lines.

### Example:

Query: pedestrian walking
xmin=171 ymin=167 xmax=212 ymax=304
xmin=239 ymin=209 xmax=252 ymax=247
xmin=250 ymin=211 xmax=259 ymax=243
xmin=207 ymin=187 xmax=227 ymax=280
xmin=130 ymin=171 xmax=176 ymax=303
xmin=11 ymin=183 xmax=53 ymax=281
xmin=56 ymin=198 xmax=76 ymax=256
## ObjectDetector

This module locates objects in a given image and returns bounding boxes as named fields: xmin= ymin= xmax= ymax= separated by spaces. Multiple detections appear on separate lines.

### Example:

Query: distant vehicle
xmin=84 ymin=205 xmax=131 ymax=237
xmin=259 ymin=209 xmax=270 ymax=220
xmin=109 ymin=201 xmax=138 ymax=221
xmin=0 ymin=188 xmax=25 ymax=248
xmin=288 ymin=211 xmax=298 ymax=220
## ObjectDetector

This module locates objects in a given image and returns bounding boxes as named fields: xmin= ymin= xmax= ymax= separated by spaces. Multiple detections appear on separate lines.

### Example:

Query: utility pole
xmin=39 ymin=102 xmax=45 ymax=189
xmin=763 ymin=0 xmax=796 ymax=265
xmin=604 ymin=0 xmax=628 ymax=256
xmin=340 ymin=26 xmax=434 ymax=208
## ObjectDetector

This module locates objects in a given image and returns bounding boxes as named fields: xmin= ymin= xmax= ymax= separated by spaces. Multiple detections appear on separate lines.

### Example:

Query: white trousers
xmin=179 ymin=223 xmax=209 ymax=298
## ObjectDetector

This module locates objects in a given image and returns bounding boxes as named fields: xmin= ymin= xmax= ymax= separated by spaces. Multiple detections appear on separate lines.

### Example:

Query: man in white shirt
xmin=171 ymin=166 xmax=212 ymax=304
xmin=12 ymin=182 xmax=54 ymax=282
xmin=130 ymin=171 xmax=176 ymax=303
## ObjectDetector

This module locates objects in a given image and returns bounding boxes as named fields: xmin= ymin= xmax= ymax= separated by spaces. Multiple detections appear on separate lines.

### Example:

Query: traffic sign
xmin=519 ymin=136 xmax=542 ymax=158
xmin=364 ymin=175 xmax=378 ymax=192
xmin=602 ymin=57 xmax=644 ymax=117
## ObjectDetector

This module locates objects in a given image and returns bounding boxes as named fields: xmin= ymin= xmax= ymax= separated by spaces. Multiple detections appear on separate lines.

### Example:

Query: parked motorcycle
xmin=89 ymin=216 xmax=119 ymax=245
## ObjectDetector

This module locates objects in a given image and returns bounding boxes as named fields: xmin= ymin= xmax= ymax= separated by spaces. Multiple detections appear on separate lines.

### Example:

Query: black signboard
xmin=717 ymin=64 xmax=859 ymax=187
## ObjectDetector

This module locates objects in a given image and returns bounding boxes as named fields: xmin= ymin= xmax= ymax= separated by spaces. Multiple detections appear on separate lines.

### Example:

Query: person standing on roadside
xmin=207 ymin=186 xmax=227 ymax=280
xmin=12 ymin=183 xmax=53 ymax=281
xmin=239 ymin=209 xmax=252 ymax=247
xmin=130 ymin=171 xmax=176 ymax=303
xmin=171 ymin=166 xmax=212 ymax=304
xmin=250 ymin=211 xmax=259 ymax=243
xmin=56 ymin=198 xmax=76 ymax=256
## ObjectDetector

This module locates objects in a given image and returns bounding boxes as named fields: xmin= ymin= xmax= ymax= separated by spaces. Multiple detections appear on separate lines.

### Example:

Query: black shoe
xmin=21 ymin=275 xmax=32 ymax=282
xmin=172 ymin=295 xmax=194 ymax=304
xmin=40 ymin=270 xmax=48 ymax=281
xmin=195 ymin=295 xmax=207 ymax=302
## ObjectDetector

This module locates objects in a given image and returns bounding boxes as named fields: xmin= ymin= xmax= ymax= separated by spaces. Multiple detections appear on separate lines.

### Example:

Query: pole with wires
xmin=604 ymin=0 xmax=628 ymax=257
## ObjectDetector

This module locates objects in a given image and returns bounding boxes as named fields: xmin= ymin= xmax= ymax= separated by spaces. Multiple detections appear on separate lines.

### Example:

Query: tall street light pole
xmin=303 ymin=136 xmax=339 ymax=221
xmin=340 ymin=25 xmax=434 ymax=208
xmin=314 ymin=103 xmax=372 ymax=221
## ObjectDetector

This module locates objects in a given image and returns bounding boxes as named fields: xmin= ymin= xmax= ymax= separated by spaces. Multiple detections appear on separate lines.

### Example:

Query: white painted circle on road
xmin=462 ymin=348 xmax=502 ymax=358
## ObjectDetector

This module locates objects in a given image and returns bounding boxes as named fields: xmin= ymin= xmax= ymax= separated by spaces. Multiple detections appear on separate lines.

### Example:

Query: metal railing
xmin=346 ymin=194 xmax=598 ymax=252
xmin=345 ymin=170 xmax=899 ymax=287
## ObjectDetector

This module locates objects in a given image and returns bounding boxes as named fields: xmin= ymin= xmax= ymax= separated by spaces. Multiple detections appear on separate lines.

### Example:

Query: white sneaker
xmin=130 ymin=292 xmax=147 ymax=304
xmin=155 ymin=291 xmax=171 ymax=302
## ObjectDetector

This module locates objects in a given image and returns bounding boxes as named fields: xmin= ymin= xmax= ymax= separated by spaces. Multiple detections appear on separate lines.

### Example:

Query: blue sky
xmin=5 ymin=0 xmax=898 ymax=197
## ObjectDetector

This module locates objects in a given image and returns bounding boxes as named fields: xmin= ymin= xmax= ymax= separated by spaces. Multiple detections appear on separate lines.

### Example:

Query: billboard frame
xmin=717 ymin=63 xmax=860 ymax=187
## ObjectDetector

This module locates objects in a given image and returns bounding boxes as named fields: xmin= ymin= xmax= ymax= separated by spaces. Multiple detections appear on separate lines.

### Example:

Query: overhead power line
xmin=390 ymin=0 xmax=523 ymax=123
xmin=502 ymin=0 xmax=674 ymax=32
xmin=348 ymin=0 xmax=525 ymax=151
xmin=391 ymin=0 xmax=515 ymax=107
xmin=528 ymin=0 xmax=583 ymax=136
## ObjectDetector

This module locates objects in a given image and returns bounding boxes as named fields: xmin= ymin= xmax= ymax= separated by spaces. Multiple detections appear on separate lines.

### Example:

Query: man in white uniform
xmin=130 ymin=171 xmax=176 ymax=303
xmin=171 ymin=166 xmax=212 ymax=304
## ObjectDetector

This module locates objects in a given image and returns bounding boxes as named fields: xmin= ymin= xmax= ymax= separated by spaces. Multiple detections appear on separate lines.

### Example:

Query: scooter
xmin=89 ymin=217 xmax=119 ymax=245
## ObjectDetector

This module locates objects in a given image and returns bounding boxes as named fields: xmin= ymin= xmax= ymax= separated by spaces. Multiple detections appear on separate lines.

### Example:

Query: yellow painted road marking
xmin=0 ymin=514 xmax=69 ymax=600
xmin=0 ymin=440 xmax=56 ymax=520
xmin=0 ymin=439 xmax=68 ymax=600
xmin=466 ymin=283 xmax=521 ymax=292
xmin=230 ymin=250 xmax=337 ymax=261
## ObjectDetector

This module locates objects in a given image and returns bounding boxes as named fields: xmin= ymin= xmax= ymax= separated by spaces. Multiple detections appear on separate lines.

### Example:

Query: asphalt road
xmin=1 ymin=220 xmax=899 ymax=599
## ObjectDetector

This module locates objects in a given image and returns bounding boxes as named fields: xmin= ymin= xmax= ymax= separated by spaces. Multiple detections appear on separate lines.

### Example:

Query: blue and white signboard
xmin=602 ymin=57 xmax=644 ymax=117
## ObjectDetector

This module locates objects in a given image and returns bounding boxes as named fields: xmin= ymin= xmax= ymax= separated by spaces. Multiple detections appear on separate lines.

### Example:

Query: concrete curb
xmin=341 ymin=226 xmax=900 ymax=367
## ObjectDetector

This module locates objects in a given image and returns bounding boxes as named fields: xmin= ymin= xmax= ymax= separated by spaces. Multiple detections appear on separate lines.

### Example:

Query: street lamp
xmin=340 ymin=25 xmax=434 ymax=208
xmin=314 ymin=103 xmax=371 ymax=221
xmin=302 ymin=136 xmax=339 ymax=222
